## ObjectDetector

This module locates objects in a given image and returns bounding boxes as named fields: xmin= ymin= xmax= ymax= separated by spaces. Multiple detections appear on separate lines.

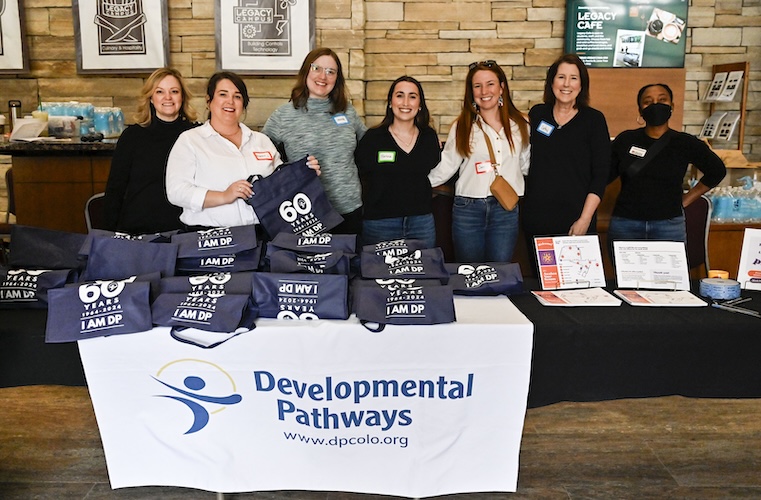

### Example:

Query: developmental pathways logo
xmin=153 ymin=359 xmax=242 ymax=435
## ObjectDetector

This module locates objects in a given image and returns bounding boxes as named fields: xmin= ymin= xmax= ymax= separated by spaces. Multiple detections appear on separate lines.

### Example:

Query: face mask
xmin=640 ymin=102 xmax=672 ymax=126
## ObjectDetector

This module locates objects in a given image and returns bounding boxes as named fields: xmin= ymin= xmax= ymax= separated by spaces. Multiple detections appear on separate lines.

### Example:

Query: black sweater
xmin=355 ymin=126 xmax=441 ymax=220
xmin=610 ymin=128 xmax=726 ymax=220
xmin=103 ymin=116 xmax=197 ymax=234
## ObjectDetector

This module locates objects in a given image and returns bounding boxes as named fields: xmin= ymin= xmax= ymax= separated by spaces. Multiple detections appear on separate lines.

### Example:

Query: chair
xmin=0 ymin=168 xmax=15 ymax=265
xmin=684 ymin=194 xmax=712 ymax=277
xmin=85 ymin=192 xmax=106 ymax=232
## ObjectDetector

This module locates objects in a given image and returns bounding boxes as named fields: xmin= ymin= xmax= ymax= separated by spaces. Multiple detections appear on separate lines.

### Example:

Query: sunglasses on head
xmin=469 ymin=60 xmax=497 ymax=70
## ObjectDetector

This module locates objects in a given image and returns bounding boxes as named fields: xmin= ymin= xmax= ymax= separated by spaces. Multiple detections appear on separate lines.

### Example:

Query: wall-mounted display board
xmin=565 ymin=0 xmax=688 ymax=68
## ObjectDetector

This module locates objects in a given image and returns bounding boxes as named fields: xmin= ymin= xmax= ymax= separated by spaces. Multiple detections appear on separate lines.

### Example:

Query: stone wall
xmin=0 ymin=0 xmax=759 ymax=160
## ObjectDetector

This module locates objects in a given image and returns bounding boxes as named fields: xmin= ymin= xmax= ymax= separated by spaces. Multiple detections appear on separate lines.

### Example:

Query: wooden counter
xmin=0 ymin=141 xmax=116 ymax=234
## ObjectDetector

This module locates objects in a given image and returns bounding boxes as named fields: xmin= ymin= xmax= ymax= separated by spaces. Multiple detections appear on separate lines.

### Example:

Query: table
xmin=4 ymin=285 xmax=761 ymax=407
xmin=75 ymin=296 xmax=533 ymax=497
xmin=512 ymin=281 xmax=761 ymax=408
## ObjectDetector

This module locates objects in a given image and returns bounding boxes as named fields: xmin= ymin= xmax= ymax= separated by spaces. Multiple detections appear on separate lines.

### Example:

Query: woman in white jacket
xmin=428 ymin=60 xmax=530 ymax=262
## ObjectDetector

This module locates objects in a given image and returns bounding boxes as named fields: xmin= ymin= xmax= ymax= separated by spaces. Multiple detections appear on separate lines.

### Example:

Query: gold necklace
xmin=389 ymin=126 xmax=417 ymax=148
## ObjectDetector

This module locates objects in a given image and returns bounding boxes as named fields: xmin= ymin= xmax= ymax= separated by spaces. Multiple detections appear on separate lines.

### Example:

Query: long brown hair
xmin=455 ymin=61 xmax=529 ymax=158
xmin=134 ymin=67 xmax=197 ymax=126
xmin=290 ymin=47 xmax=348 ymax=114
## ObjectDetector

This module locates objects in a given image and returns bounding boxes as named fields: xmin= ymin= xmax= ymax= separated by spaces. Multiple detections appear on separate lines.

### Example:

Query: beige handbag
xmin=478 ymin=121 xmax=519 ymax=211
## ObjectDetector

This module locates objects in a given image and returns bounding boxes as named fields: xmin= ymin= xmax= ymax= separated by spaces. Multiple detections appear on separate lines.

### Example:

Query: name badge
xmin=378 ymin=151 xmax=396 ymax=163
xmin=629 ymin=145 xmax=647 ymax=158
xmin=253 ymin=151 xmax=274 ymax=161
xmin=537 ymin=120 xmax=555 ymax=136
xmin=332 ymin=114 xmax=349 ymax=125
xmin=475 ymin=161 xmax=493 ymax=174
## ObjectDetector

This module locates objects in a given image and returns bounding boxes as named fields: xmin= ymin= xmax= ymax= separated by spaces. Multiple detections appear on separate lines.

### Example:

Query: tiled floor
xmin=1 ymin=386 xmax=760 ymax=499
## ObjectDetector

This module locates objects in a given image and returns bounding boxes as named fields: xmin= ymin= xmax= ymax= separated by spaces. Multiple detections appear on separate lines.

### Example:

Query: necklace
xmin=389 ymin=126 xmax=418 ymax=148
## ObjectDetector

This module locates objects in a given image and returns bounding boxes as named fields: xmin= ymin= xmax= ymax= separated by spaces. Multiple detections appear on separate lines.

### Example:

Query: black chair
xmin=85 ymin=192 xmax=106 ymax=232
xmin=684 ymin=194 xmax=712 ymax=277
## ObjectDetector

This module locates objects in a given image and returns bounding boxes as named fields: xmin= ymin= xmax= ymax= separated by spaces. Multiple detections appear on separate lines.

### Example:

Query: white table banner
xmin=78 ymin=296 xmax=534 ymax=498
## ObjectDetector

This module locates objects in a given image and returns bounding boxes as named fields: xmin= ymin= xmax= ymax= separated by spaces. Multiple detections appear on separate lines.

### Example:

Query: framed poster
xmin=0 ymin=0 xmax=30 ymax=73
xmin=73 ymin=0 xmax=169 ymax=74
xmin=216 ymin=0 xmax=316 ymax=75
xmin=565 ymin=0 xmax=688 ymax=68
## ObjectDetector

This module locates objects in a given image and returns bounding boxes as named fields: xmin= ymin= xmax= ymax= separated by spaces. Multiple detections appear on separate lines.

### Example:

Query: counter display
xmin=0 ymin=141 xmax=116 ymax=233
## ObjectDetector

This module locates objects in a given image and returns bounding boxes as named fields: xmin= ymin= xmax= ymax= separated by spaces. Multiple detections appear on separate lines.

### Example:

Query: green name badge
xmin=377 ymin=151 xmax=396 ymax=163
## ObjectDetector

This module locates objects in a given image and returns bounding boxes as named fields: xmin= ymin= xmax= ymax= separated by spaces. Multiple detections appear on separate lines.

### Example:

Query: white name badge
xmin=537 ymin=120 xmax=555 ymax=137
xmin=332 ymin=114 xmax=349 ymax=125
xmin=629 ymin=145 xmax=647 ymax=158
xmin=475 ymin=161 xmax=493 ymax=174
xmin=253 ymin=151 xmax=274 ymax=161
xmin=378 ymin=151 xmax=396 ymax=163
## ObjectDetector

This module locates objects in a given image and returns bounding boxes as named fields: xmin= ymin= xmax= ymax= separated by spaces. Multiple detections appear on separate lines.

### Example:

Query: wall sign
xmin=0 ymin=0 xmax=29 ymax=73
xmin=565 ymin=0 xmax=688 ymax=68
xmin=216 ymin=0 xmax=315 ymax=75
xmin=73 ymin=0 xmax=169 ymax=74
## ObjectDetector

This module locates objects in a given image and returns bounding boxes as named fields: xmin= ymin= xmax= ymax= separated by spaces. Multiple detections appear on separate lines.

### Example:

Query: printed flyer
xmin=565 ymin=0 xmax=688 ymax=68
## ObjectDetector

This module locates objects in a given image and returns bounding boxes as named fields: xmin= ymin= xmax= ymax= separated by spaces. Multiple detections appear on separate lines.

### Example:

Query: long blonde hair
xmin=134 ymin=67 xmax=197 ymax=126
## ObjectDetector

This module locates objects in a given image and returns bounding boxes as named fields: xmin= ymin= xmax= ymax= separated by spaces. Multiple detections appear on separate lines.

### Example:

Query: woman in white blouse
xmin=428 ymin=60 xmax=530 ymax=262
xmin=166 ymin=71 xmax=319 ymax=229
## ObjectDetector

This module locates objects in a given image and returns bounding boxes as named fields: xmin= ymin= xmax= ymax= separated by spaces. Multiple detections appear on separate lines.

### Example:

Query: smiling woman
xmin=165 ymin=71 xmax=320 ymax=230
xmin=102 ymin=67 xmax=198 ymax=234
xmin=355 ymin=76 xmax=441 ymax=247
xmin=427 ymin=61 xmax=530 ymax=263
xmin=262 ymin=48 xmax=367 ymax=235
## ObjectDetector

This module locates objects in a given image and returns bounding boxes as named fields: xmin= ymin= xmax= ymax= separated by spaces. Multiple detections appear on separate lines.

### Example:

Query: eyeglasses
xmin=469 ymin=60 xmax=497 ymax=70
xmin=310 ymin=63 xmax=338 ymax=77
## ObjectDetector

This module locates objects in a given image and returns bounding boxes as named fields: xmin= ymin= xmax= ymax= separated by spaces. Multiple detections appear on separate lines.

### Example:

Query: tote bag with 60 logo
xmin=45 ymin=278 xmax=152 ymax=343
xmin=246 ymin=156 xmax=343 ymax=237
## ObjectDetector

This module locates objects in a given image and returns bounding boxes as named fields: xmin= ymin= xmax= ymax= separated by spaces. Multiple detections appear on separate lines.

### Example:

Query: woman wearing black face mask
xmin=607 ymin=83 xmax=726 ymax=257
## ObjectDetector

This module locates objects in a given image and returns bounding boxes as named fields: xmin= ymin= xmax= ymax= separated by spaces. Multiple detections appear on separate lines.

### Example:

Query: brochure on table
xmin=737 ymin=228 xmax=761 ymax=291
xmin=532 ymin=288 xmax=621 ymax=307
xmin=613 ymin=240 xmax=690 ymax=290
xmin=614 ymin=289 xmax=706 ymax=307
xmin=534 ymin=235 xmax=606 ymax=290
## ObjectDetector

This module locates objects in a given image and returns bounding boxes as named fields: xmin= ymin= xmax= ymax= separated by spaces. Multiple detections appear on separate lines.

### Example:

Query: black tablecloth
xmin=512 ymin=281 xmax=761 ymax=407
xmin=3 ymin=285 xmax=761 ymax=408
xmin=1 ymin=309 xmax=85 ymax=387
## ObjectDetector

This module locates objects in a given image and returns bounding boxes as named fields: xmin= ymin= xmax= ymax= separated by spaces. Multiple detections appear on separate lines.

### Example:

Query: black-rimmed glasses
xmin=469 ymin=60 xmax=497 ymax=70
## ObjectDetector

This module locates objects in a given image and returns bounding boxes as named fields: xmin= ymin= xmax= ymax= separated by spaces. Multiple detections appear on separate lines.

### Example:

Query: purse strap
xmin=626 ymin=129 xmax=675 ymax=178
xmin=475 ymin=119 xmax=500 ymax=177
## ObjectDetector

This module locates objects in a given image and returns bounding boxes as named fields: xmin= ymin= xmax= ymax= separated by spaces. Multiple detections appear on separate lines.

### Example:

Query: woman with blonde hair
xmin=428 ymin=60 xmax=530 ymax=262
xmin=103 ymin=67 xmax=198 ymax=233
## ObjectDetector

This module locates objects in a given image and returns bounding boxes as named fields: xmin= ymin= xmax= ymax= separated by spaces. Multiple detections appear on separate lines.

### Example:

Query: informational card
xmin=716 ymin=70 xmax=744 ymax=102
xmin=532 ymin=288 xmax=621 ymax=307
xmin=613 ymin=241 xmax=690 ymax=290
xmin=534 ymin=235 xmax=606 ymax=290
xmin=737 ymin=228 xmax=761 ymax=291
xmin=699 ymin=111 xmax=727 ymax=139
xmin=614 ymin=289 xmax=707 ymax=307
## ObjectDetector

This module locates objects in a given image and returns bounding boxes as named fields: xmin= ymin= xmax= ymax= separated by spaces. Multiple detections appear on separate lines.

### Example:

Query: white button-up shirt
xmin=166 ymin=121 xmax=282 ymax=228
xmin=428 ymin=117 xmax=530 ymax=198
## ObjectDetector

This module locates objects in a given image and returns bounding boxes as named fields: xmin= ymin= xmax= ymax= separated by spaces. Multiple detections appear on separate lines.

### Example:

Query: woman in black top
xmin=355 ymin=76 xmax=441 ymax=247
xmin=608 ymin=83 xmax=725 ymax=249
xmin=103 ymin=67 xmax=198 ymax=234
xmin=522 ymin=54 xmax=611 ymax=240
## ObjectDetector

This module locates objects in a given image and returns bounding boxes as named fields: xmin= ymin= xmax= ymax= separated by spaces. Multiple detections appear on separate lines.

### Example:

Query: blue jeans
xmin=362 ymin=214 xmax=437 ymax=248
xmin=608 ymin=214 xmax=686 ymax=260
xmin=452 ymin=196 xmax=519 ymax=262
